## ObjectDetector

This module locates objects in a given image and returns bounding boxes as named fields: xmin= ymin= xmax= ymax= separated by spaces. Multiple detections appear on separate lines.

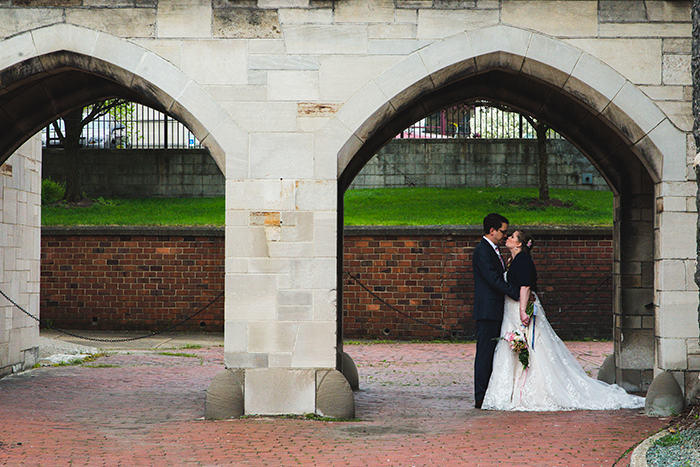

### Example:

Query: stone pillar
xmin=223 ymin=178 xmax=349 ymax=415
xmin=0 ymin=136 xmax=41 ymax=378
xmin=654 ymin=181 xmax=700 ymax=398
xmin=614 ymin=191 xmax=655 ymax=391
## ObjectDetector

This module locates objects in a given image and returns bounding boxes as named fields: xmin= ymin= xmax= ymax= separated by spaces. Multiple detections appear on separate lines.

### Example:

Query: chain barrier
xmin=547 ymin=274 xmax=612 ymax=322
xmin=1 ymin=271 xmax=611 ymax=343
xmin=344 ymin=271 xmax=451 ymax=338
xmin=0 ymin=288 xmax=224 ymax=343
xmin=346 ymin=271 xmax=614 ymax=338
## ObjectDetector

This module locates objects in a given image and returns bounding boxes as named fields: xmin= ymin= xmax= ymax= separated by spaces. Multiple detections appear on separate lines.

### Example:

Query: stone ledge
xmin=344 ymin=225 xmax=613 ymax=237
xmin=42 ymin=226 xmax=224 ymax=237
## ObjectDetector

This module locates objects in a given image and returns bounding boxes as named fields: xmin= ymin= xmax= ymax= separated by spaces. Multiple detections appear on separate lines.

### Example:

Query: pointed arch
xmin=330 ymin=25 xmax=684 ymax=193
xmin=0 ymin=23 xmax=248 ymax=176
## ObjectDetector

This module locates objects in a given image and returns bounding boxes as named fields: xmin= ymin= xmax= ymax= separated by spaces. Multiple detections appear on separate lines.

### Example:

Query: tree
xmin=50 ymin=99 xmax=128 ymax=202
xmin=476 ymin=101 xmax=551 ymax=203
xmin=522 ymin=115 xmax=550 ymax=203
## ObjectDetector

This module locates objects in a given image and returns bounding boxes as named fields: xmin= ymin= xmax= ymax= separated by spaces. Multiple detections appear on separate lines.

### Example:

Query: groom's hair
xmin=483 ymin=213 xmax=509 ymax=234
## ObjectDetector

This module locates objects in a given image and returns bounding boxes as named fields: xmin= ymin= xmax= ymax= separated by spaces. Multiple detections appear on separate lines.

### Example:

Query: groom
xmin=472 ymin=213 xmax=519 ymax=409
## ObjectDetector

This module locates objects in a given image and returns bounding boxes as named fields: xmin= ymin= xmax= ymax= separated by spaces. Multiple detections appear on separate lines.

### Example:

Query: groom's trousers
xmin=474 ymin=318 xmax=502 ymax=404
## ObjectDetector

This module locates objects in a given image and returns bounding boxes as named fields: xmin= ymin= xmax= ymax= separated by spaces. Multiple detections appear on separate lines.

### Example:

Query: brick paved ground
xmin=0 ymin=336 xmax=665 ymax=466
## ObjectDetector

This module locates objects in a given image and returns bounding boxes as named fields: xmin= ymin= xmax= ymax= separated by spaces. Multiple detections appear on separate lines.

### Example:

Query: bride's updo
xmin=515 ymin=231 xmax=534 ymax=255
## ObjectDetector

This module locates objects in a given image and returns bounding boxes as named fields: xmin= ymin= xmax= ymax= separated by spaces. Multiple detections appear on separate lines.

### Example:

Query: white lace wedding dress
xmin=482 ymin=295 xmax=645 ymax=411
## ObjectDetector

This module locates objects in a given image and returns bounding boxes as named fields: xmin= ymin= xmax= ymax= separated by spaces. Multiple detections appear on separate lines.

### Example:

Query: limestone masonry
xmin=0 ymin=1 xmax=697 ymax=414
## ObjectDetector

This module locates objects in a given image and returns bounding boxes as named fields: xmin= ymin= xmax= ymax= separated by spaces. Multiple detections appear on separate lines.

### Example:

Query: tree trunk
xmin=63 ymin=108 xmax=84 ymax=202
xmin=536 ymin=122 xmax=549 ymax=202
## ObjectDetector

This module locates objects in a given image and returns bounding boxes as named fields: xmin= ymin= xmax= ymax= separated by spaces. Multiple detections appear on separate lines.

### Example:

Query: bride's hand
xmin=520 ymin=310 xmax=530 ymax=326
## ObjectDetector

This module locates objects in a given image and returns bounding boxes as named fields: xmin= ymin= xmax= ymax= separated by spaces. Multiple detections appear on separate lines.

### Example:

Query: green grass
xmin=42 ymin=197 xmax=226 ymax=226
xmin=343 ymin=187 xmax=613 ymax=226
xmin=157 ymin=352 xmax=198 ymax=358
xmin=40 ymin=188 xmax=613 ymax=227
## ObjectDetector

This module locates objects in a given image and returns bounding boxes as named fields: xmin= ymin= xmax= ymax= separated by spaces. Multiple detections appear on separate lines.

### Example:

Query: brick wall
xmin=342 ymin=226 xmax=613 ymax=341
xmin=40 ymin=226 xmax=613 ymax=341
xmin=41 ymin=227 xmax=225 ymax=332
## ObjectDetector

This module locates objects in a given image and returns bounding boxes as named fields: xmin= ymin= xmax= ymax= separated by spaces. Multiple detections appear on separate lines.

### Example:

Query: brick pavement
xmin=0 ymin=337 xmax=666 ymax=466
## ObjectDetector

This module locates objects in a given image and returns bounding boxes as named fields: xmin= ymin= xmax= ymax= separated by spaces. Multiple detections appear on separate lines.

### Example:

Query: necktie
xmin=496 ymin=248 xmax=505 ymax=269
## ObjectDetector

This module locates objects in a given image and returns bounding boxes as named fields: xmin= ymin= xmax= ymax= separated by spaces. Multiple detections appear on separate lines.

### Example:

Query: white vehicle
xmin=43 ymin=114 xmax=129 ymax=149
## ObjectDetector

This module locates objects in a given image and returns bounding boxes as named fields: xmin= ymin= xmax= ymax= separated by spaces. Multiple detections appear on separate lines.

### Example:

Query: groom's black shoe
xmin=475 ymin=400 xmax=483 ymax=409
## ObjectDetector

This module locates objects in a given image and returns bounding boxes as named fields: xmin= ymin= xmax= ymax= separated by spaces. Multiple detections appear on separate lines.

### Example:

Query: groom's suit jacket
xmin=472 ymin=238 xmax=519 ymax=321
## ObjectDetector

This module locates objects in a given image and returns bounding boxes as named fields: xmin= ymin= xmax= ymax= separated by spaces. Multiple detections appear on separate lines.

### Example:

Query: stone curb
xmin=344 ymin=225 xmax=612 ymax=236
xmin=630 ymin=430 xmax=667 ymax=467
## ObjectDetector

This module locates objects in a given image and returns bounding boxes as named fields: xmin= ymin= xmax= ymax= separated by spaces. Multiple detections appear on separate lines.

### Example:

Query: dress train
xmin=482 ymin=295 xmax=645 ymax=411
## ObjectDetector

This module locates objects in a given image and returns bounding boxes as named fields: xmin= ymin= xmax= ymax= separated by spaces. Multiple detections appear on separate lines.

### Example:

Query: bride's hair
xmin=515 ymin=231 xmax=534 ymax=254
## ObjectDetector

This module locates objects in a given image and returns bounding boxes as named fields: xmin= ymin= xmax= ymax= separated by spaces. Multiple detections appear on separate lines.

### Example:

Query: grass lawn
xmin=343 ymin=187 xmax=613 ymax=226
xmin=41 ymin=187 xmax=613 ymax=227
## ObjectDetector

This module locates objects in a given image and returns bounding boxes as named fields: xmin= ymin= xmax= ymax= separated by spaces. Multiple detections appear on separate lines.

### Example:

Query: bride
xmin=482 ymin=230 xmax=644 ymax=411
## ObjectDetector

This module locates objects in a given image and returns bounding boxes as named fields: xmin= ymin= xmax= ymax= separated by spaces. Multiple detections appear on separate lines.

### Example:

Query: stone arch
xmin=332 ymin=25 xmax=682 ymax=391
xmin=0 ymin=23 xmax=248 ymax=175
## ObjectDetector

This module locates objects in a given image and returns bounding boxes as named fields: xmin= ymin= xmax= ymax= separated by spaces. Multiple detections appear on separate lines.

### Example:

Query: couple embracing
xmin=472 ymin=213 xmax=644 ymax=411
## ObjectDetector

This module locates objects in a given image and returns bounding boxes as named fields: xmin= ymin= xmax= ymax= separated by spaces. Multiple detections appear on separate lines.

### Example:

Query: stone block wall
xmin=350 ymin=139 xmax=609 ymax=191
xmin=41 ymin=228 xmax=225 ymax=332
xmin=42 ymin=149 xmax=224 ymax=198
xmin=0 ymin=137 xmax=41 ymax=378
xmin=343 ymin=226 xmax=614 ymax=341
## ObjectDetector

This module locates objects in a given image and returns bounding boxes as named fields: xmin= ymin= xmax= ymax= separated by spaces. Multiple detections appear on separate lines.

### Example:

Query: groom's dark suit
xmin=472 ymin=237 xmax=519 ymax=405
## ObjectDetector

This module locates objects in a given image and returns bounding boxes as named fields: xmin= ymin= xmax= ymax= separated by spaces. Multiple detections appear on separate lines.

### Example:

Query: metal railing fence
xmin=398 ymin=105 xmax=563 ymax=140
xmin=43 ymin=103 xmax=202 ymax=150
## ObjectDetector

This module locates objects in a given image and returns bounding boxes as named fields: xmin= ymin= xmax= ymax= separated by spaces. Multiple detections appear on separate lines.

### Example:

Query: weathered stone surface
xmin=645 ymin=371 xmax=684 ymax=417
xmin=245 ymin=369 xmax=316 ymax=414
xmin=597 ymin=354 xmax=616 ymax=384
xmin=213 ymin=8 xmax=282 ymax=38
xmin=316 ymin=370 xmax=355 ymax=419
xmin=205 ymin=369 xmax=244 ymax=419
xmin=341 ymin=352 xmax=360 ymax=390
xmin=598 ymin=1 xmax=647 ymax=23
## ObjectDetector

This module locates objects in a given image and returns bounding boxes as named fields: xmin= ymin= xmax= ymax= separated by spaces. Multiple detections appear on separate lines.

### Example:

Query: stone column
xmin=614 ymin=191 xmax=655 ymax=391
xmin=654 ymin=181 xmax=700 ymax=397
xmin=222 ymin=178 xmax=350 ymax=416
xmin=0 ymin=136 xmax=42 ymax=378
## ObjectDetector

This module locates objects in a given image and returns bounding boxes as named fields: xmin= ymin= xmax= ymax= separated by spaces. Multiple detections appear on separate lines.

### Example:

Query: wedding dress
xmin=482 ymin=294 xmax=645 ymax=411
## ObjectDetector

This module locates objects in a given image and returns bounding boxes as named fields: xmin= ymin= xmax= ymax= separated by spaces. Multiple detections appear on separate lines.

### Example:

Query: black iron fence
xmin=398 ymin=105 xmax=563 ymax=140
xmin=43 ymin=102 xmax=561 ymax=148
xmin=43 ymin=103 xmax=202 ymax=150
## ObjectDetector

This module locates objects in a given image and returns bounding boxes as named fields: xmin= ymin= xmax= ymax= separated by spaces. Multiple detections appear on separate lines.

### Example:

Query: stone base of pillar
xmin=205 ymin=369 xmax=244 ymax=420
xmin=597 ymin=354 xmax=616 ymax=384
xmin=645 ymin=371 xmax=684 ymax=417
xmin=205 ymin=368 xmax=355 ymax=420
xmin=341 ymin=351 xmax=359 ymax=391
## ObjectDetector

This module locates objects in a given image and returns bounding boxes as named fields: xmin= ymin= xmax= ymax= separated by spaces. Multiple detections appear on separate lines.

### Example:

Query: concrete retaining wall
xmin=350 ymin=139 xmax=609 ymax=191
xmin=42 ymin=149 xmax=224 ymax=198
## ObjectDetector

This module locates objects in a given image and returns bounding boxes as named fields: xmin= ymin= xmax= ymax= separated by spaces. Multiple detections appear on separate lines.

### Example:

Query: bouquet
xmin=500 ymin=328 xmax=530 ymax=369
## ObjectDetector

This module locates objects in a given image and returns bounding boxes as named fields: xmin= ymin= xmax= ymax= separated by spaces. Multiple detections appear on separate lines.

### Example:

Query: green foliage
xmin=343 ymin=187 xmax=613 ymax=226
xmin=653 ymin=432 xmax=683 ymax=447
xmin=41 ymin=178 xmax=66 ymax=205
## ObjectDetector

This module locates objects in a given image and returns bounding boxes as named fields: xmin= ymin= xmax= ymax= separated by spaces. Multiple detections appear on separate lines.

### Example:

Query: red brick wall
xmin=41 ymin=227 xmax=613 ymax=341
xmin=41 ymin=228 xmax=225 ymax=332
xmin=342 ymin=227 xmax=613 ymax=341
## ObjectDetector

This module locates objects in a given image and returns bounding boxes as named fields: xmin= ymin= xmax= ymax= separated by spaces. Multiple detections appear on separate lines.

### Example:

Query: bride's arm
xmin=519 ymin=286 xmax=531 ymax=326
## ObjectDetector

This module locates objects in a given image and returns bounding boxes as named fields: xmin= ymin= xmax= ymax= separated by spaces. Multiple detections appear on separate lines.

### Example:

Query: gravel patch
xmin=646 ymin=429 xmax=700 ymax=467
xmin=38 ymin=336 xmax=100 ymax=365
